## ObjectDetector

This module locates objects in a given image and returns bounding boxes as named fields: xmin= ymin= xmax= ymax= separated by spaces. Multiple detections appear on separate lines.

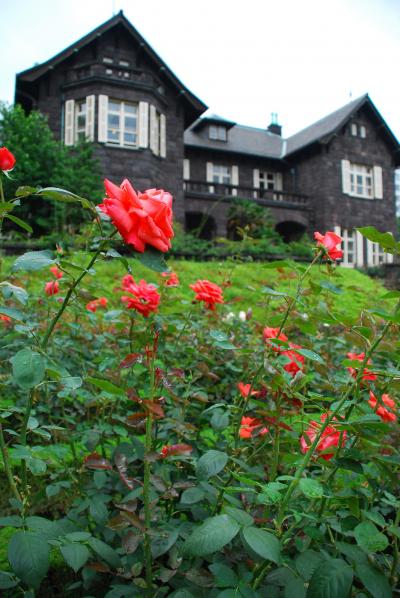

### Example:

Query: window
xmin=107 ymin=100 xmax=138 ymax=146
xmin=350 ymin=123 xmax=366 ymax=138
xmin=119 ymin=60 xmax=130 ymax=67
xmin=341 ymin=229 xmax=356 ymax=266
xmin=349 ymin=163 xmax=373 ymax=198
xmin=351 ymin=123 xmax=358 ymax=136
xmin=259 ymin=171 xmax=278 ymax=190
xmin=360 ymin=125 xmax=366 ymax=138
xmin=74 ymin=100 xmax=86 ymax=142
xmin=368 ymin=241 xmax=386 ymax=266
xmin=103 ymin=56 xmax=113 ymax=64
xmin=212 ymin=165 xmax=231 ymax=184
xmin=209 ymin=125 xmax=227 ymax=141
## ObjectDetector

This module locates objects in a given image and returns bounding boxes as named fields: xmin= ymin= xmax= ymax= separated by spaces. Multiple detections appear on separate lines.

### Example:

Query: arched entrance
xmin=275 ymin=220 xmax=306 ymax=243
xmin=185 ymin=212 xmax=216 ymax=240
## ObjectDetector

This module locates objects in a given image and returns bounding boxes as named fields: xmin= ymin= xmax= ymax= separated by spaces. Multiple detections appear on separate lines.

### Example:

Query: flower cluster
xmin=86 ymin=297 xmax=108 ymax=313
xmin=300 ymin=413 xmax=346 ymax=461
xmin=99 ymin=179 xmax=174 ymax=253
xmin=369 ymin=391 xmax=397 ymax=423
xmin=121 ymin=274 xmax=160 ymax=318
xmin=263 ymin=327 xmax=305 ymax=376
xmin=346 ymin=352 xmax=377 ymax=382
xmin=190 ymin=279 xmax=224 ymax=310
xmin=239 ymin=416 xmax=268 ymax=439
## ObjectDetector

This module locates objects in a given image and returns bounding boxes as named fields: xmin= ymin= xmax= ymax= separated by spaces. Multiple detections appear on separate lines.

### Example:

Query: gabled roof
xmin=16 ymin=10 xmax=207 ymax=125
xmin=191 ymin=113 xmax=236 ymax=132
xmin=185 ymin=123 xmax=284 ymax=159
xmin=185 ymin=94 xmax=400 ymax=161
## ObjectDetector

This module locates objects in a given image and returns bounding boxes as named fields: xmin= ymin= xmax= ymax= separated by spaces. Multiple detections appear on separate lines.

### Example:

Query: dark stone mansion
xmin=15 ymin=11 xmax=400 ymax=267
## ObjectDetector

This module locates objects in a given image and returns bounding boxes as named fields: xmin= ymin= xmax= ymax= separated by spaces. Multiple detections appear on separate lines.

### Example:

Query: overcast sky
xmin=1 ymin=0 xmax=399 ymax=139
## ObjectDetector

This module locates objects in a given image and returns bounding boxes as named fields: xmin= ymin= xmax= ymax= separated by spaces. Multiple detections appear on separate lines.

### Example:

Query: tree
xmin=0 ymin=103 xmax=103 ymax=236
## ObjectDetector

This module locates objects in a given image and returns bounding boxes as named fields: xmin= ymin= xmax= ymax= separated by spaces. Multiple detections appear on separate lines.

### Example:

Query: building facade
xmin=15 ymin=11 xmax=400 ymax=267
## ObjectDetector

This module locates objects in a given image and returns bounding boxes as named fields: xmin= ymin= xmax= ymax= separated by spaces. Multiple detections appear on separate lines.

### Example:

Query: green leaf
xmin=0 ymin=516 xmax=23 ymax=527
xmin=12 ymin=249 xmax=55 ymax=272
xmin=5 ymin=213 xmax=33 ymax=233
xmin=88 ymin=537 xmax=121 ymax=568
xmin=284 ymin=576 xmax=306 ymax=598
xmin=317 ymin=280 xmax=344 ymax=295
xmin=354 ymin=521 xmax=389 ymax=553
xmin=223 ymin=506 xmax=254 ymax=527
xmin=86 ymin=377 xmax=125 ymax=397
xmin=89 ymin=498 xmax=108 ymax=525
xmin=241 ymin=526 xmax=281 ymax=564
xmin=11 ymin=348 xmax=45 ymax=388
xmin=151 ymin=528 xmax=179 ymax=558
xmin=0 ymin=306 xmax=25 ymax=321
xmin=0 ymin=282 xmax=28 ymax=305
xmin=0 ymin=201 xmax=16 ymax=213
xmin=299 ymin=478 xmax=324 ymax=499
xmin=8 ymin=531 xmax=50 ymax=590
xmin=15 ymin=185 xmax=38 ymax=197
xmin=65 ymin=532 xmax=92 ymax=542
xmin=36 ymin=187 xmax=92 ymax=209
xmin=295 ymin=348 xmax=324 ymax=364
xmin=357 ymin=226 xmax=397 ymax=251
xmin=334 ymin=458 xmax=363 ymax=474
xmin=307 ymin=558 xmax=353 ymax=598
xmin=182 ymin=514 xmax=240 ymax=557
xmin=180 ymin=487 xmax=206 ymax=504
xmin=295 ymin=550 xmax=324 ymax=581
xmin=0 ymin=571 xmax=19 ymax=590
xmin=355 ymin=563 xmax=392 ymax=598
xmin=209 ymin=562 xmax=238 ymax=588
xmin=25 ymin=517 xmax=63 ymax=540
xmin=60 ymin=543 xmax=90 ymax=573
xmin=136 ymin=247 xmax=169 ymax=272
xmin=196 ymin=450 xmax=228 ymax=480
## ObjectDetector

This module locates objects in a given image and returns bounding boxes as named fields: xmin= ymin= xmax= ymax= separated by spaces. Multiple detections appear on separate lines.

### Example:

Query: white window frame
xmin=103 ymin=56 xmax=113 ymax=64
xmin=107 ymin=100 xmax=138 ymax=147
xmin=349 ymin=163 xmax=374 ymax=199
xmin=74 ymin=100 xmax=87 ymax=142
xmin=209 ymin=125 xmax=227 ymax=141
xmin=360 ymin=125 xmax=366 ymax=138
xmin=341 ymin=228 xmax=356 ymax=267
xmin=351 ymin=123 xmax=358 ymax=136
xmin=212 ymin=165 xmax=231 ymax=185
xmin=367 ymin=240 xmax=386 ymax=266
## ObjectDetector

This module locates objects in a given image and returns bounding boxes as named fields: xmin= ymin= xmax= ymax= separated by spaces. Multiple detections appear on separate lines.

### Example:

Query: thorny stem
xmin=41 ymin=231 xmax=117 ymax=350
xmin=19 ymin=389 xmax=36 ymax=503
xmin=0 ymin=423 xmax=21 ymax=502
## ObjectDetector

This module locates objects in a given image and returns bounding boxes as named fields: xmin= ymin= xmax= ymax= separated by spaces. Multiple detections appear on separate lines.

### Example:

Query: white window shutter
xmin=386 ymin=252 xmax=394 ymax=264
xmin=373 ymin=166 xmax=383 ymax=199
xmin=366 ymin=239 xmax=374 ymax=266
xmin=231 ymin=165 xmax=239 ymax=186
xmin=138 ymin=102 xmax=149 ymax=148
xmin=275 ymin=172 xmax=283 ymax=191
xmin=183 ymin=159 xmax=190 ymax=180
xmin=64 ymin=99 xmax=75 ymax=146
xmin=334 ymin=225 xmax=341 ymax=237
xmin=355 ymin=230 xmax=364 ymax=267
xmin=206 ymin=162 xmax=213 ymax=183
xmin=149 ymin=105 xmax=157 ymax=154
xmin=85 ymin=95 xmax=95 ymax=141
xmin=160 ymin=114 xmax=166 ymax=158
xmin=253 ymin=169 xmax=259 ymax=198
xmin=98 ymin=95 xmax=108 ymax=143
xmin=341 ymin=160 xmax=350 ymax=194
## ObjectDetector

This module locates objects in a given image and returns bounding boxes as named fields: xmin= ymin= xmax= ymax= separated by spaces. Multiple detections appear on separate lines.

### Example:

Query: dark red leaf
xmin=86 ymin=561 xmax=110 ymax=573
xmin=83 ymin=452 xmax=113 ymax=470
xmin=122 ymin=531 xmax=141 ymax=554
xmin=120 ymin=353 xmax=142 ymax=369
xmin=142 ymin=400 xmax=165 ymax=418
xmin=115 ymin=453 xmax=136 ymax=490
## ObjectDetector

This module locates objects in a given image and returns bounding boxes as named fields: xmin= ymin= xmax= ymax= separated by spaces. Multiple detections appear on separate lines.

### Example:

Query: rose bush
xmin=0 ymin=157 xmax=400 ymax=597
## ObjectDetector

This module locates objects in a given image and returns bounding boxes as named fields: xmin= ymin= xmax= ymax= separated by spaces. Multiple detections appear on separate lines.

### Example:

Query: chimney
xmin=267 ymin=112 xmax=282 ymax=136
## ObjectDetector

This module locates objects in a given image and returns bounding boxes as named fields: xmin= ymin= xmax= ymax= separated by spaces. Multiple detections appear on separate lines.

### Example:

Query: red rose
xmin=190 ymin=279 xmax=224 ymax=310
xmin=99 ymin=179 xmax=174 ymax=253
xmin=239 ymin=416 xmax=268 ymax=439
xmin=300 ymin=413 xmax=346 ymax=461
xmin=263 ymin=326 xmax=288 ymax=350
xmin=49 ymin=265 xmax=63 ymax=280
xmin=314 ymin=231 xmax=343 ymax=260
xmin=121 ymin=276 xmax=160 ymax=317
xmin=45 ymin=280 xmax=60 ymax=296
xmin=160 ymin=444 xmax=193 ymax=458
xmin=0 ymin=147 xmax=16 ymax=172
xmin=161 ymin=271 xmax=179 ymax=287
xmin=347 ymin=352 xmax=377 ymax=382
xmin=237 ymin=382 xmax=260 ymax=399
xmin=368 ymin=391 xmax=396 ymax=422
xmin=282 ymin=343 xmax=305 ymax=376
xmin=0 ymin=314 xmax=12 ymax=325
xmin=86 ymin=297 xmax=108 ymax=313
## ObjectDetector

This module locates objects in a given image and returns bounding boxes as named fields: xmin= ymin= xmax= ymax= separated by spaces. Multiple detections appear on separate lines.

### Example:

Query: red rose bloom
xmin=237 ymin=382 xmax=260 ymax=399
xmin=121 ymin=277 xmax=160 ymax=318
xmin=49 ymin=265 xmax=63 ymax=279
xmin=347 ymin=352 xmax=377 ymax=382
xmin=86 ymin=297 xmax=108 ymax=313
xmin=0 ymin=314 xmax=12 ymax=325
xmin=282 ymin=343 xmax=305 ymax=376
xmin=300 ymin=413 xmax=346 ymax=461
xmin=0 ymin=147 xmax=16 ymax=172
xmin=239 ymin=416 xmax=268 ymax=439
xmin=368 ymin=391 xmax=397 ymax=422
xmin=190 ymin=280 xmax=224 ymax=310
xmin=160 ymin=444 xmax=193 ymax=458
xmin=263 ymin=326 xmax=288 ymax=350
xmin=99 ymin=179 xmax=174 ymax=253
xmin=45 ymin=280 xmax=60 ymax=296
xmin=161 ymin=271 xmax=179 ymax=287
xmin=314 ymin=231 xmax=343 ymax=261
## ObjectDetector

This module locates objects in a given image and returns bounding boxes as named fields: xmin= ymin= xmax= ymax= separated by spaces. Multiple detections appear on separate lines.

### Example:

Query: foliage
xmin=0 ymin=168 xmax=400 ymax=596
xmin=0 ymin=104 xmax=102 ymax=235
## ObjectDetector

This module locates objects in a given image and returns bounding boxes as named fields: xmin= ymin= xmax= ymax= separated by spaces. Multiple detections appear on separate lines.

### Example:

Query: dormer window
xmin=209 ymin=125 xmax=227 ymax=141
xmin=350 ymin=123 xmax=366 ymax=138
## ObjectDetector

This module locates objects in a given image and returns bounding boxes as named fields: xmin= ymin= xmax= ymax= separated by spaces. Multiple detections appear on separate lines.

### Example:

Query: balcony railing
xmin=183 ymin=180 xmax=309 ymax=208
